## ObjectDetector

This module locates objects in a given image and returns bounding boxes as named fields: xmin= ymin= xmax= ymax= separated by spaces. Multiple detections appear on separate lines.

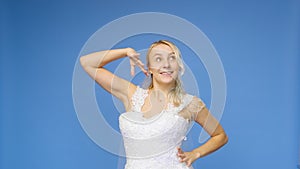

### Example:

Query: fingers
xmin=177 ymin=147 xmax=186 ymax=160
xmin=136 ymin=61 xmax=148 ymax=75
xmin=130 ymin=65 xmax=135 ymax=76
xmin=186 ymin=161 xmax=192 ymax=167
xmin=180 ymin=157 xmax=192 ymax=167
xmin=177 ymin=147 xmax=184 ymax=154
xmin=179 ymin=156 xmax=191 ymax=167
xmin=128 ymin=53 xmax=148 ymax=76
xmin=177 ymin=147 xmax=193 ymax=167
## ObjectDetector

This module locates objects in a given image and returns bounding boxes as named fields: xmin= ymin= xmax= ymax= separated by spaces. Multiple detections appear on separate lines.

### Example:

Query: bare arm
xmin=80 ymin=48 xmax=147 ymax=110
xmin=191 ymin=107 xmax=228 ymax=158
xmin=177 ymin=98 xmax=228 ymax=166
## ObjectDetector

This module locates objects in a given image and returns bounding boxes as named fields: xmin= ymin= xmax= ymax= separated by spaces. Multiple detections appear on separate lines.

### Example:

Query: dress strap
xmin=131 ymin=86 xmax=148 ymax=112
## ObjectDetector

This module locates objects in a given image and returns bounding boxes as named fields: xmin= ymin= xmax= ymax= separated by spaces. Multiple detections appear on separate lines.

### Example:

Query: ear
xmin=148 ymin=66 xmax=153 ymax=74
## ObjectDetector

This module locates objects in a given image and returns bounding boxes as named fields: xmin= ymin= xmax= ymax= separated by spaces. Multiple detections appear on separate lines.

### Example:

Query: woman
xmin=80 ymin=40 xmax=228 ymax=168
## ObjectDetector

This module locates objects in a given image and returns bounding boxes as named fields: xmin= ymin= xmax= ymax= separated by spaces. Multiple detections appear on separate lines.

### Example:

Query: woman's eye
xmin=169 ymin=56 xmax=176 ymax=60
xmin=155 ymin=57 xmax=161 ymax=62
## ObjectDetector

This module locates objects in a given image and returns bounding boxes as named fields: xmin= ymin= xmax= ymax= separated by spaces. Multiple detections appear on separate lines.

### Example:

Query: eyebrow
xmin=153 ymin=51 xmax=175 ymax=56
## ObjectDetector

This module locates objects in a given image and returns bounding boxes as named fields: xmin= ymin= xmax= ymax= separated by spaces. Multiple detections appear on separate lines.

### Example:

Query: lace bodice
xmin=119 ymin=86 xmax=206 ymax=169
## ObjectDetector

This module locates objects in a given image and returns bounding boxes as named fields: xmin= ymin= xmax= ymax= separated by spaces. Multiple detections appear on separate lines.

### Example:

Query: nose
xmin=162 ymin=59 xmax=170 ymax=68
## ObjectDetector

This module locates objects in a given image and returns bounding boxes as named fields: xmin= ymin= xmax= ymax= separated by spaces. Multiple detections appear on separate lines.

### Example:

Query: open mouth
xmin=159 ymin=71 xmax=173 ymax=76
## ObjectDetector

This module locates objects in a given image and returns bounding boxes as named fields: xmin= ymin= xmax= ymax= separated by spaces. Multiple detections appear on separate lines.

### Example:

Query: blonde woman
xmin=80 ymin=40 xmax=228 ymax=169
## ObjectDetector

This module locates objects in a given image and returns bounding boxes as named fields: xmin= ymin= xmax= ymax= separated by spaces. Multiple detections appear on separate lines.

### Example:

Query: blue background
xmin=1 ymin=0 xmax=299 ymax=169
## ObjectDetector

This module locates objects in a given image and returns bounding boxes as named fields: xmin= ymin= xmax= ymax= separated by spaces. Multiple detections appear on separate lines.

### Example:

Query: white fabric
xmin=119 ymin=86 xmax=206 ymax=169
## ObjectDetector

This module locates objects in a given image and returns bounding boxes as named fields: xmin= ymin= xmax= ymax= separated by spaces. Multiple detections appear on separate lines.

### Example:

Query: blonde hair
xmin=145 ymin=40 xmax=185 ymax=106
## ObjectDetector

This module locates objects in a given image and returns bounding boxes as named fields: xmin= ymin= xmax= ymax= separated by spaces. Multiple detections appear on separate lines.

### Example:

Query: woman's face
xmin=148 ymin=44 xmax=180 ymax=85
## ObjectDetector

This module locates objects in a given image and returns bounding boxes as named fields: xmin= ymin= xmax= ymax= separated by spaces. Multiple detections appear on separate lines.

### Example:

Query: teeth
xmin=161 ymin=71 xmax=172 ymax=75
xmin=161 ymin=71 xmax=172 ymax=74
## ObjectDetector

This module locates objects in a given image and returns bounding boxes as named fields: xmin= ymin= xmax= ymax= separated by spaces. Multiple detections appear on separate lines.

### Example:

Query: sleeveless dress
xmin=119 ymin=86 xmax=206 ymax=169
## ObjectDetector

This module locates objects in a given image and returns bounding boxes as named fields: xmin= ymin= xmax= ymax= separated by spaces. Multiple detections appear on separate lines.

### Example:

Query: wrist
xmin=126 ymin=47 xmax=133 ymax=53
xmin=126 ymin=47 xmax=136 ymax=56
xmin=192 ymin=150 xmax=201 ymax=159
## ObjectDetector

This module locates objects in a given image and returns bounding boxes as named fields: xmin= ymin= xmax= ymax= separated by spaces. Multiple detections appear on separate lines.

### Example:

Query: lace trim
xmin=131 ymin=86 xmax=148 ymax=112
xmin=130 ymin=86 xmax=195 ymax=117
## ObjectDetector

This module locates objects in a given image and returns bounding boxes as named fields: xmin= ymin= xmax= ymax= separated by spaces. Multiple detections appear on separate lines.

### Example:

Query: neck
xmin=151 ymin=81 xmax=176 ymax=97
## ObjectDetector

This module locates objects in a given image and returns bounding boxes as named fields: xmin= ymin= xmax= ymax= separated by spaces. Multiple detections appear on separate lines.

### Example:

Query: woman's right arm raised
xmin=79 ymin=48 xmax=147 ymax=110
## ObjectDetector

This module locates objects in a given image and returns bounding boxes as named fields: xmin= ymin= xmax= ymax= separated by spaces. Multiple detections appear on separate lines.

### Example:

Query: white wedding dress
xmin=119 ymin=86 xmax=206 ymax=169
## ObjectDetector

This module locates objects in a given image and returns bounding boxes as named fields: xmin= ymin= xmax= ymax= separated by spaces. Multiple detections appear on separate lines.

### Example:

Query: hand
xmin=126 ymin=48 xmax=148 ymax=76
xmin=177 ymin=147 xmax=201 ymax=167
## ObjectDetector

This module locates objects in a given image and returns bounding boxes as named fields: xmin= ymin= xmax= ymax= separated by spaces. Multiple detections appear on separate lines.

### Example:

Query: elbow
xmin=80 ymin=56 xmax=92 ymax=70
xmin=79 ymin=56 xmax=87 ymax=68
xmin=222 ymin=132 xmax=229 ymax=146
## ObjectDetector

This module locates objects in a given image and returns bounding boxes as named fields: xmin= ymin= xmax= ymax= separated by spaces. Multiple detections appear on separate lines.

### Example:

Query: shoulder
xmin=127 ymin=85 xmax=148 ymax=111
xmin=132 ymin=86 xmax=148 ymax=97
xmin=120 ymin=83 xmax=137 ymax=101
xmin=184 ymin=93 xmax=205 ymax=104
xmin=184 ymin=94 xmax=206 ymax=111
xmin=193 ymin=96 xmax=205 ymax=105
xmin=130 ymin=86 xmax=148 ymax=101
xmin=179 ymin=94 xmax=207 ymax=122
xmin=122 ymin=84 xmax=137 ymax=111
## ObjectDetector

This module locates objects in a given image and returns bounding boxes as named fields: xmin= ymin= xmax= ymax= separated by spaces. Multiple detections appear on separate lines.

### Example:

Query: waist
xmin=125 ymin=147 xmax=190 ymax=169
